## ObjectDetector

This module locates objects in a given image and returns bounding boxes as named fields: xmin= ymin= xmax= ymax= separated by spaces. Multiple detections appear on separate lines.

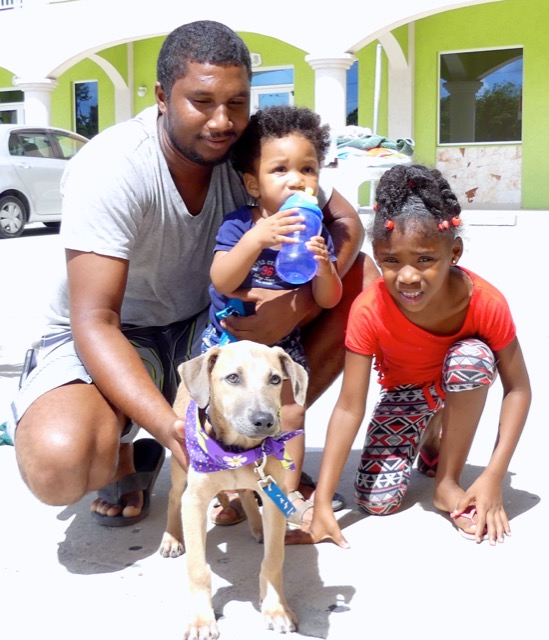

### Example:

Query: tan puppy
xmin=159 ymin=340 xmax=308 ymax=639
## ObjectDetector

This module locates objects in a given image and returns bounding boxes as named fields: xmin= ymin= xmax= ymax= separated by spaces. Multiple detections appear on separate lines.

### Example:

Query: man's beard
xmin=164 ymin=116 xmax=233 ymax=167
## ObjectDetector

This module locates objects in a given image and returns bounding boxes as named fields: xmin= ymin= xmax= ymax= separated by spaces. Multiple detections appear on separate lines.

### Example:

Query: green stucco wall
xmin=50 ymin=58 xmax=115 ymax=132
xmin=2 ymin=2 xmax=547 ymax=207
xmin=0 ymin=68 xmax=13 ymax=86
xmin=73 ymin=32 xmax=315 ymax=124
xmin=413 ymin=0 xmax=548 ymax=208
xmin=241 ymin=32 xmax=313 ymax=108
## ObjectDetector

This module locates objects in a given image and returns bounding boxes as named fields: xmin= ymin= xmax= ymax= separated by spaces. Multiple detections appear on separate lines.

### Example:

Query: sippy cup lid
xmin=280 ymin=188 xmax=321 ymax=216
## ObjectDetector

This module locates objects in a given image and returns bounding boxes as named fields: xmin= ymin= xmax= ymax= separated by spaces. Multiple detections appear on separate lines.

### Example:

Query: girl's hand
xmin=451 ymin=473 xmax=510 ymax=545
xmin=284 ymin=504 xmax=350 ymax=548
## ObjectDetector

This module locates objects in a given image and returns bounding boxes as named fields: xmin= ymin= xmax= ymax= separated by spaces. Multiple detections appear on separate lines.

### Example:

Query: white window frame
xmin=251 ymin=65 xmax=294 ymax=113
xmin=438 ymin=45 xmax=523 ymax=146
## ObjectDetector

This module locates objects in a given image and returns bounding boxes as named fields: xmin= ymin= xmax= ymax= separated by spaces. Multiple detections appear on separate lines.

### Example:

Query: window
xmin=9 ymin=132 xmax=52 ymax=158
xmin=0 ymin=89 xmax=24 ymax=123
xmin=439 ymin=48 xmax=523 ymax=144
xmin=53 ymin=131 xmax=87 ymax=159
xmin=347 ymin=61 xmax=358 ymax=125
xmin=8 ymin=129 xmax=87 ymax=159
xmin=74 ymin=80 xmax=98 ymax=138
xmin=251 ymin=68 xmax=294 ymax=112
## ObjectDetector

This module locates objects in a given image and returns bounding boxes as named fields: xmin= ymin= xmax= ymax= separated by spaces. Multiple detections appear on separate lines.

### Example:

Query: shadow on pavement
xmin=54 ymin=448 xmax=540 ymax=577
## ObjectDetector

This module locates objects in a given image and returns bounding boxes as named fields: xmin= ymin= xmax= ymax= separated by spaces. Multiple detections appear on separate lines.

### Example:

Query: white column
xmin=305 ymin=54 xmax=356 ymax=135
xmin=12 ymin=78 xmax=58 ymax=126
xmin=443 ymin=80 xmax=483 ymax=143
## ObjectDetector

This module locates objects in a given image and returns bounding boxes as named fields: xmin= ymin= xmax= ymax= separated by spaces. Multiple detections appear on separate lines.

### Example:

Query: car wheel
xmin=0 ymin=195 xmax=26 ymax=239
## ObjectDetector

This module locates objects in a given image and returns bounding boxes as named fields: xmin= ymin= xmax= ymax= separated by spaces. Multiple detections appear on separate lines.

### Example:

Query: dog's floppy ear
xmin=177 ymin=348 xmax=220 ymax=408
xmin=272 ymin=347 xmax=309 ymax=407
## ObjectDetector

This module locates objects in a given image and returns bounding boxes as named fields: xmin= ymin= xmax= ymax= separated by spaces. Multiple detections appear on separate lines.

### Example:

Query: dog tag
xmin=261 ymin=479 xmax=296 ymax=518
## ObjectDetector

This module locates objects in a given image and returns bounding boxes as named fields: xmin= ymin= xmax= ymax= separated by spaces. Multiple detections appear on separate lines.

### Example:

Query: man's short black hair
xmin=157 ymin=20 xmax=252 ymax=99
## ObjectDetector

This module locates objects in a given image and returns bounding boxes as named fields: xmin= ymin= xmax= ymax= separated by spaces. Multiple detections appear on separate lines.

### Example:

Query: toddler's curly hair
xmin=370 ymin=164 xmax=462 ymax=241
xmin=232 ymin=105 xmax=331 ymax=174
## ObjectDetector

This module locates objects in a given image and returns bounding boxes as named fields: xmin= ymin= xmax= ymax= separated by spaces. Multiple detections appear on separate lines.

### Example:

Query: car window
xmin=8 ymin=132 xmax=53 ymax=159
xmin=8 ymin=134 xmax=25 ymax=156
xmin=53 ymin=132 xmax=86 ymax=159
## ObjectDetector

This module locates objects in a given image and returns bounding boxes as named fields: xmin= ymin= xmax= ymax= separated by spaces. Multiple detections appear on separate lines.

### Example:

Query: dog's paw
xmin=159 ymin=531 xmax=185 ymax=558
xmin=249 ymin=522 xmax=264 ymax=543
xmin=262 ymin=603 xmax=298 ymax=634
xmin=184 ymin=616 xmax=220 ymax=640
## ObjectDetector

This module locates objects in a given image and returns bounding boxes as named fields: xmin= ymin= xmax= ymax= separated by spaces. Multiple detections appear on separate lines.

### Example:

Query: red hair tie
xmin=384 ymin=220 xmax=395 ymax=230
xmin=438 ymin=220 xmax=450 ymax=231
xmin=451 ymin=216 xmax=462 ymax=227
xmin=373 ymin=203 xmax=379 ymax=212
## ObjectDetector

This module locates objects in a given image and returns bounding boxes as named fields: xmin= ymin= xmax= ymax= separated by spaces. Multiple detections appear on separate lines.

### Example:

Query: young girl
xmin=289 ymin=163 xmax=531 ymax=546
xmin=203 ymin=105 xmax=343 ymax=526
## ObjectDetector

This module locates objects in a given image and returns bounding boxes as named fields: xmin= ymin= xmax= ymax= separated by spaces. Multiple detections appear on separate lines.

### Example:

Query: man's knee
xmin=16 ymin=412 xmax=118 ymax=506
xmin=17 ymin=437 xmax=91 ymax=506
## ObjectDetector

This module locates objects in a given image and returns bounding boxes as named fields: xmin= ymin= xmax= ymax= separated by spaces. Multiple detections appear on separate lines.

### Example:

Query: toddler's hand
xmin=306 ymin=236 xmax=332 ymax=271
xmin=252 ymin=208 xmax=304 ymax=247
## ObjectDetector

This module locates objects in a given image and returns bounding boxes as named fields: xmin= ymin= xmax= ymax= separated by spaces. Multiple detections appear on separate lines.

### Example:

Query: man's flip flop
xmin=450 ymin=505 xmax=489 ymax=541
xmin=92 ymin=438 xmax=166 ymax=527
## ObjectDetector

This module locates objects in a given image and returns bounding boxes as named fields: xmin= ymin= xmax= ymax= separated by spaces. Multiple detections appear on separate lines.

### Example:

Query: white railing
xmin=0 ymin=0 xmax=79 ymax=8
xmin=0 ymin=0 xmax=23 ymax=9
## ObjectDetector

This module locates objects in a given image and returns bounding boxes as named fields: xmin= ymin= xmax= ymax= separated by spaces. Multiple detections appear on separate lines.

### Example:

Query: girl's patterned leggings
xmin=355 ymin=338 xmax=496 ymax=515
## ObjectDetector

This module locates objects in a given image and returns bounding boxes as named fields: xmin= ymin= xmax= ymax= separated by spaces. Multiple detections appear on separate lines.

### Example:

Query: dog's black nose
xmin=251 ymin=411 xmax=275 ymax=430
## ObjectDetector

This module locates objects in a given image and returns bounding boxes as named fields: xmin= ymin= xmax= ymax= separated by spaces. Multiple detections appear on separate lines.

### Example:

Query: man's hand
xmin=221 ymin=287 xmax=316 ymax=346
xmin=166 ymin=418 xmax=189 ymax=472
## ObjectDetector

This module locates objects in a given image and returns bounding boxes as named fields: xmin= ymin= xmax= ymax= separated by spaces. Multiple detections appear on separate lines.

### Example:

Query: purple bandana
xmin=185 ymin=400 xmax=303 ymax=474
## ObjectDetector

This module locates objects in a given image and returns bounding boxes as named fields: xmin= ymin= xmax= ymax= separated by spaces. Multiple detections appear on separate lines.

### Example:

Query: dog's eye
xmin=270 ymin=374 xmax=282 ymax=385
xmin=226 ymin=373 xmax=240 ymax=384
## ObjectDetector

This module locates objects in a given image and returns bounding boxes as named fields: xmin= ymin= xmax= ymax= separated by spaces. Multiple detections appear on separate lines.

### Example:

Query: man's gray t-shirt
xmin=47 ymin=106 xmax=252 ymax=329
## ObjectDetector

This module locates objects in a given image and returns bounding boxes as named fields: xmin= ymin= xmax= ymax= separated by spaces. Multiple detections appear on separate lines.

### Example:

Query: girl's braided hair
xmin=371 ymin=164 xmax=462 ymax=241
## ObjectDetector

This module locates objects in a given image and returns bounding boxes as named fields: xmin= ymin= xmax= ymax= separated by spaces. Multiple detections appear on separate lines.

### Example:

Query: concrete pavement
xmin=0 ymin=214 xmax=546 ymax=640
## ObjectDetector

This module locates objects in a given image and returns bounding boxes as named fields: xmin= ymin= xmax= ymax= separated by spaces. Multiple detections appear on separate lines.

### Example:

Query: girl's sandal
xmin=417 ymin=449 xmax=439 ymax=477
xmin=450 ymin=506 xmax=489 ymax=541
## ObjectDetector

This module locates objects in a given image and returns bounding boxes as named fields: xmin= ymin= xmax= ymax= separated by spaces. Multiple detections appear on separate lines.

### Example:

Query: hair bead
xmin=373 ymin=203 xmax=379 ymax=211
xmin=438 ymin=220 xmax=450 ymax=231
xmin=384 ymin=220 xmax=395 ymax=230
xmin=451 ymin=216 xmax=462 ymax=227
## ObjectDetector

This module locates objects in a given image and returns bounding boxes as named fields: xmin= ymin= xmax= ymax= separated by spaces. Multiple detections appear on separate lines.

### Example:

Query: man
xmin=8 ymin=20 xmax=378 ymax=526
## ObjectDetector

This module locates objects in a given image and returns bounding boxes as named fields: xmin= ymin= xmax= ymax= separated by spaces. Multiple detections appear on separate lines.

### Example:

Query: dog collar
xmin=185 ymin=400 xmax=303 ymax=474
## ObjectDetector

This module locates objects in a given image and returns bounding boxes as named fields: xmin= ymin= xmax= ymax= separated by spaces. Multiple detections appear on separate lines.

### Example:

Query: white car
xmin=0 ymin=124 xmax=88 ymax=239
